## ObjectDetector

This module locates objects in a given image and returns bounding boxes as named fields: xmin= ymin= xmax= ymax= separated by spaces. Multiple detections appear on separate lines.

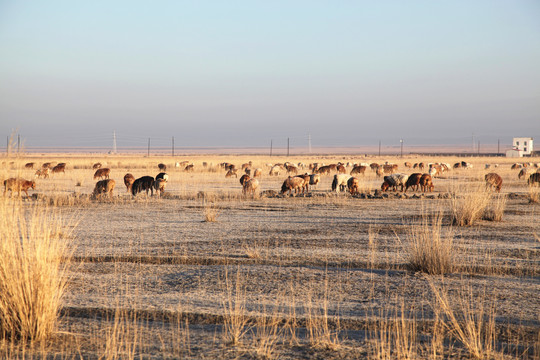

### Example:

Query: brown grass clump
xmin=482 ymin=194 xmax=507 ymax=221
xmin=405 ymin=210 xmax=455 ymax=275
xmin=428 ymin=279 xmax=496 ymax=359
xmin=450 ymin=184 xmax=492 ymax=226
xmin=528 ymin=184 xmax=540 ymax=204
xmin=0 ymin=198 xmax=73 ymax=343
xmin=222 ymin=268 xmax=250 ymax=346
xmin=202 ymin=200 xmax=220 ymax=222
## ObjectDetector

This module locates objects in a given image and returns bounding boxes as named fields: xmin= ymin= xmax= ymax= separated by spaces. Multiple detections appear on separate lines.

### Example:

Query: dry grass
xmin=450 ymin=184 xmax=493 ymax=226
xmin=0 ymin=198 xmax=72 ymax=343
xmin=528 ymin=184 xmax=540 ymax=203
xmin=428 ymin=279 xmax=496 ymax=359
xmin=222 ymin=268 xmax=250 ymax=346
xmin=482 ymin=193 xmax=507 ymax=222
xmin=202 ymin=199 xmax=220 ymax=222
xmin=405 ymin=209 xmax=455 ymax=275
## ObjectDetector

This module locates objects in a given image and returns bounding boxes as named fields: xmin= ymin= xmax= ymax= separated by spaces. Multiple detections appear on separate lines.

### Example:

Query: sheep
xmin=239 ymin=174 xmax=251 ymax=186
xmin=350 ymin=165 xmax=366 ymax=176
xmin=286 ymin=165 xmax=298 ymax=174
xmin=94 ymin=168 xmax=111 ymax=180
xmin=131 ymin=176 xmax=155 ymax=196
xmin=528 ymin=173 xmax=540 ymax=186
xmin=158 ymin=163 xmax=167 ymax=171
xmin=485 ymin=173 xmax=502 ymax=192
xmin=155 ymin=172 xmax=169 ymax=195
xmin=269 ymin=165 xmax=283 ymax=176
xmin=35 ymin=168 xmax=50 ymax=179
xmin=242 ymin=178 xmax=260 ymax=196
xmin=381 ymin=174 xmax=409 ymax=192
xmin=316 ymin=165 xmax=332 ymax=175
xmin=93 ymin=179 xmax=115 ymax=198
xmin=295 ymin=174 xmax=310 ymax=193
xmin=25 ymin=162 xmax=34 ymax=169
xmin=280 ymin=176 xmax=305 ymax=196
xmin=225 ymin=169 xmax=238 ymax=178
xmin=52 ymin=163 xmax=66 ymax=174
xmin=404 ymin=162 xmax=412 ymax=168
xmin=331 ymin=174 xmax=350 ymax=192
xmin=518 ymin=168 xmax=528 ymax=180
xmin=184 ymin=164 xmax=194 ymax=172
xmin=309 ymin=173 xmax=320 ymax=187
xmin=419 ymin=174 xmax=434 ymax=192
xmin=124 ymin=173 xmax=135 ymax=193
xmin=336 ymin=164 xmax=347 ymax=174
xmin=347 ymin=177 xmax=360 ymax=195
xmin=404 ymin=173 xmax=423 ymax=192
xmin=92 ymin=162 xmax=102 ymax=169
xmin=3 ymin=178 xmax=36 ymax=197
xmin=253 ymin=168 xmax=262 ymax=178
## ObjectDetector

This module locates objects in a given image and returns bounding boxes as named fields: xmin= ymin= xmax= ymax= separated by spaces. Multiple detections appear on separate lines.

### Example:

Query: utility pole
xmin=147 ymin=138 xmax=150 ymax=157
xmin=497 ymin=138 xmax=500 ymax=154
xmin=308 ymin=133 xmax=312 ymax=153
xmin=287 ymin=137 xmax=290 ymax=157
xmin=172 ymin=137 xmax=175 ymax=157
xmin=378 ymin=140 xmax=381 ymax=157
xmin=270 ymin=140 xmax=273 ymax=157
xmin=400 ymin=139 xmax=403 ymax=158
xmin=112 ymin=131 xmax=117 ymax=154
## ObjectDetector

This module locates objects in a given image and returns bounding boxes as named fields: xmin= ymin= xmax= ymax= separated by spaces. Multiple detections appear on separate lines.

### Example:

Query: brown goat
xmin=92 ymin=162 xmax=102 ymax=169
xmin=419 ymin=174 xmax=434 ymax=192
xmin=124 ymin=173 xmax=135 ymax=193
xmin=485 ymin=173 xmax=502 ymax=192
xmin=93 ymin=179 xmax=115 ymax=198
xmin=93 ymin=168 xmax=110 ymax=180
xmin=52 ymin=163 xmax=66 ymax=174
xmin=3 ymin=178 xmax=36 ymax=197
xmin=350 ymin=165 xmax=366 ymax=176
xmin=404 ymin=173 xmax=422 ymax=192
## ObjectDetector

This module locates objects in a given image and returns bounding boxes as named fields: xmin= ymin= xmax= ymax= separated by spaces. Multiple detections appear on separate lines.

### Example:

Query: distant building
xmin=506 ymin=149 xmax=523 ymax=158
xmin=512 ymin=137 xmax=533 ymax=156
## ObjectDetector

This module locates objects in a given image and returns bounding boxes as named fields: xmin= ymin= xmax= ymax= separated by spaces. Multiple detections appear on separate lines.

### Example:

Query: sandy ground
xmin=1 ymin=154 xmax=539 ymax=358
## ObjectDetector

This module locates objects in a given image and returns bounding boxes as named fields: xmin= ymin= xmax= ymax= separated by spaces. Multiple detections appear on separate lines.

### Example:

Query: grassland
xmin=0 ymin=153 xmax=538 ymax=359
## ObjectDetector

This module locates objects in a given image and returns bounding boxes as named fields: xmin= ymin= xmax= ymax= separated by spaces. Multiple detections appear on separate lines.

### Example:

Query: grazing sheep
xmin=280 ymin=176 xmax=305 ymax=196
xmin=316 ymin=165 xmax=332 ymax=175
xmin=154 ymin=179 xmax=167 ymax=196
xmin=381 ymin=174 xmax=409 ymax=192
xmin=94 ymin=168 xmax=110 ymax=180
xmin=347 ymin=177 xmax=360 ymax=195
xmin=404 ymin=162 xmax=412 ymax=168
xmin=309 ymin=173 xmax=320 ymax=187
xmin=419 ymin=174 xmax=434 ymax=192
xmin=156 ymin=172 xmax=169 ymax=182
xmin=52 ymin=163 xmax=66 ymax=174
xmin=242 ymin=178 xmax=260 ymax=196
xmin=528 ymin=173 xmax=540 ymax=186
xmin=225 ymin=169 xmax=238 ymax=178
xmin=286 ymin=165 xmax=298 ymax=174
xmin=376 ymin=167 xmax=384 ymax=177
xmin=518 ymin=168 xmax=528 ymax=180
xmin=92 ymin=162 xmax=102 ymax=169
xmin=131 ymin=176 xmax=155 ymax=196
xmin=239 ymin=174 xmax=251 ymax=186
xmin=370 ymin=163 xmax=379 ymax=171
xmin=25 ymin=162 xmax=34 ymax=169
xmin=3 ymin=178 xmax=36 ymax=197
xmin=485 ymin=173 xmax=502 ymax=192
xmin=158 ymin=163 xmax=167 ymax=171
xmin=253 ymin=168 xmax=262 ymax=178
xmin=269 ymin=165 xmax=283 ymax=176
xmin=124 ymin=173 xmax=135 ymax=193
xmin=42 ymin=162 xmax=52 ymax=169
xmin=184 ymin=164 xmax=194 ymax=172
xmin=331 ymin=174 xmax=350 ymax=192
xmin=404 ymin=173 xmax=423 ymax=192
xmin=295 ymin=174 xmax=310 ymax=193
xmin=35 ymin=168 xmax=50 ymax=179
xmin=336 ymin=164 xmax=347 ymax=174
xmin=93 ymin=179 xmax=115 ymax=198
xmin=350 ymin=165 xmax=366 ymax=176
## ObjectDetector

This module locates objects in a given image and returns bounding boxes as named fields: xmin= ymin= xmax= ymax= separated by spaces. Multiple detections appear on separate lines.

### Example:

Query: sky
xmin=1 ymin=1 xmax=539 ymax=151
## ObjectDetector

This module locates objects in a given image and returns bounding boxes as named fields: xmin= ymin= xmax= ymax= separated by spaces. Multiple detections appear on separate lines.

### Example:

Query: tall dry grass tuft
xmin=428 ymin=279 xmax=496 ymax=359
xmin=0 ymin=198 xmax=73 ymax=343
xmin=528 ymin=184 xmax=540 ymax=204
xmin=482 ymin=194 xmax=507 ymax=222
xmin=202 ymin=200 xmax=220 ymax=222
xmin=102 ymin=307 xmax=140 ymax=360
xmin=406 ymin=210 xmax=455 ymax=275
xmin=450 ymin=184 xmax=492 ymax=226
xmin=222 ymin=268 xmax=250 ymax=346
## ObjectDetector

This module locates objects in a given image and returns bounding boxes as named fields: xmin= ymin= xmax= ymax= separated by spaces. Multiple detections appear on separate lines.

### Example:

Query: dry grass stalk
xmin=406 ymin=210 xmax=455 ymax=275
xmin=222 ymin=268 xmax=250 ymax=346
xmin=528 ymin=185 xmax=540 ymax=204
xmin=482 ymin=194 xmax=507 ymax=221
xmin=369 ymin=303 xmax=418 ymax=360
xmin=0 ymin=198 xmax=72 ymax=343
xmin=450 ymin=184 xmax=492 ymax=226
xmin=102 ymin=307 xmax=140 ymax=360
xmin=251 ymin=305 xmax=282 ymax=359
xmin=202 ymin=200 xmax=220 ymax=222
xmin=428 ymin=279 xmax=496 ymax=359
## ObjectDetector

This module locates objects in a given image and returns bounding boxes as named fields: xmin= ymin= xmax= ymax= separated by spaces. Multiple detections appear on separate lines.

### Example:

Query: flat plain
xmin=1 ymin=153 xmax=539 ymax=359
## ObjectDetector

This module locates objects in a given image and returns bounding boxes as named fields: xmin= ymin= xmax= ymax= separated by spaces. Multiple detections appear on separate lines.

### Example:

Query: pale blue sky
xmin=1 ymin=1 xmax=539 ymax=150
